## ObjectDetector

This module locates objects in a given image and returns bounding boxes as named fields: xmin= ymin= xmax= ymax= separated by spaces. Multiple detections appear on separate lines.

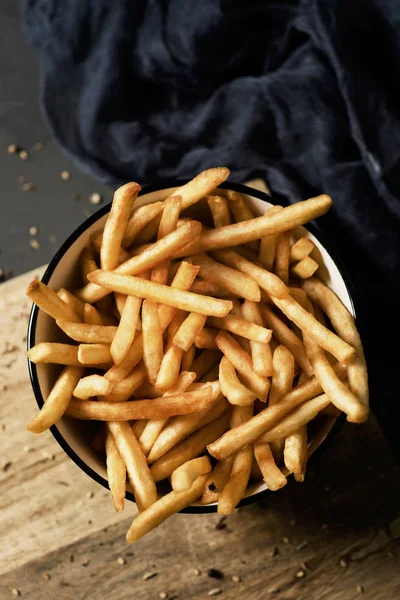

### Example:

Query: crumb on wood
xmin=207 ymin=589 xmax=222 ymax=597
xmin=8 ymin=144 xmax=19 ymax=154
xmin=22 ymin=182 xmax=36 ymax=192
xmin=143 ymin=571 xmax=158 ymax=581
xmin=89 ymin=193 xmax=102 ymax=205
xmin=30 ymin=239 xmax=40 ymax=250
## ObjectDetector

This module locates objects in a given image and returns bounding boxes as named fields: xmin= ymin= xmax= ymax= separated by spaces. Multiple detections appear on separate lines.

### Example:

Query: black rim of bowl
xmin=27 ymin=180 xmax=354 ymax=514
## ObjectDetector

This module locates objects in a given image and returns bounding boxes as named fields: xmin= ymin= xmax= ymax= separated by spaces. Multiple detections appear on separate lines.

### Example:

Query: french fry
xmin=110 ymin=295 xmax=141 ymax=365
xmin=291 ymin=256 xmax=319 ymax=279
xmin=189 ymin=254 xmax=261 ymax=302
xmin=132 ymin=420 xmax=148 ymax=438
xmin=102 ymin=363 xmax=147 ymax=401
xmin=56 ymin=320 xmax=117 ymax=343
xmin=303 ymin=277 xmax=369 ymax=407
xmin=289 ymin=237 xmax=314 ymax=262
xmin=27 ymin=343 xmax=81 ymax=366
xmin=208 ymin=315 xmax=272 ymax=344
xmin=101 ymin=182 xmax=141 ymax=271
xmin=301 ymin=298 xmax=368 ymax=423
xmin=105 ymin=427 xmax=126 ymax=512
xmin=207 ymin=366 xmax=346 ymax=461
xmin=173 ymin=312 xmax=207 ymax=352
xmin=213 ymin=249 xmax=288 ymax=300
xmin=258 ymin=206 xmax=283 ymax=270
xmin=83 ymin=303 xmax=104 ymax=325
xmin=78 ymin=343 xmax=113 ymax=365
xmin=88 ymin=270 xmax=232 ymax=318
xmin=78 ymin=221 xmax=202 ymax=303
xmin=150 ymin=410 xmax=230 ymax=483
xmin=139 ymin=371 xmax=196 ymax=456
xmin=216 ymin=331 xmax=269 ymax=402
xmin=107 ymin=421 xmax=157 ymax=511
xmin=270 ymin=345 xmax=295 ymax=405
xmin=174 ymin=194 xmax=332 ymax=256
xmin=134 ymin=214 xmax=163 ymax=245
xmin=226 ymin=190 xmax=254 ymax=222
xmin=123 ymin=201 xmax=165 ymax=248
xmin=142 ymin=299 xmax=164 ymax=384
xmin=92 ymin=230 xmax=131 ymax=263
xmin=272 ymin=294 xmax=356 ymax=365
xmin=158 ymin=262 xmax=200 ymax=329
xmin=226 ymin=189 xmax=258 ymax=251
xmin=171 ymin=456 xmax=212 ymax=492
xmin=201 ymin=458 xmax=233 ymax=504
xmin=80 ymin=246 xmax=98 ymax=284
xmin=151 ymin=196 xmax=182 ymax=285
xmin=114 ymin=292 xmax=127 ymax=317
xmin=218 ymin=404 xmax=253 ymax=514
xmin=261 ymin=304 xmax=313 ymax=376
xmin=195 ymin=327 xmax=218 ymax=349
xmin=219 ymin=356 xmax=256 ymax=407
xmin=147 ymin=389 xmax=225 ymax=463
xmin=241 ymin=300 xmax=273 ymax=377
xmin=207 ymin=195 xmax=231 ymax=228
xmin=257 ymin=393 xmax=330 ymax=442
xmin=27 ymin=280 xmax=80 ymax=322
xmin=181 ymin=343 xmax=196 ymax=370
xmin=284 ymin=427 xmax=307 ymax=482
xmin=67 ymin=384 xmax=218 ymax=421
xmin=27 ymin=366 xmax=84 ymax=434
xmin=165 ymin=167 xmax=230 ymax=211
xmin=73 ymin=374 xmax=112 ymax=399
xmin=104 ymin=334 xmax=143 ymax=388
xmin=190 ymin=278 xmax=235 ymax=299
xmin=57 ymin=288 xmax=85 ymax=319
xmin=269 ymin=345 xmax=294 ymax=462
xmin=253 ymin=443 xmax=287 ymax=491
xmin=126 ymin=474 xmax=208 ymax=543
xmin=274 ymin=231 xmax=291 ymax=285
xmin=155 ymin=341 xmax=184 ymax=394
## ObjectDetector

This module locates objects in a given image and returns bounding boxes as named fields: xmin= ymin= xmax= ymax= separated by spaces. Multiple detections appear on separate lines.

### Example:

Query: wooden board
xmin=0 ymin=267 xmax=399 ymax=600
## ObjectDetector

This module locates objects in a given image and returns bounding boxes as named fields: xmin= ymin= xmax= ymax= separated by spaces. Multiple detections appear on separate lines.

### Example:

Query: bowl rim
xmin=27 ymin=180 xmax=354 ymax=514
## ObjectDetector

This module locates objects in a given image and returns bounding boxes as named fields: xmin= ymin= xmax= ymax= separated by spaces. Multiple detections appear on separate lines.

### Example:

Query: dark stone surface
xmin=0 ymin=0 xmax=112 ymax=280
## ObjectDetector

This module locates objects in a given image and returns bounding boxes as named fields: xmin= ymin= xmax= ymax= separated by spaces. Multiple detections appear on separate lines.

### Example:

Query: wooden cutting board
xmin=1 ymin=266 xmax=399 ymax=600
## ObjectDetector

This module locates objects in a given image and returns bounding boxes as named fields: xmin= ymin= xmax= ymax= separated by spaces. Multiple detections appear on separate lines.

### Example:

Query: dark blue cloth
xmin=22 ymin=0 xmax=400 ymax=456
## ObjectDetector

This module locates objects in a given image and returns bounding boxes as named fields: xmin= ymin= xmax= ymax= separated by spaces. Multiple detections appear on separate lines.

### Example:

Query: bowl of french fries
xmin=26 ymin=167 xmax=369 ymax=542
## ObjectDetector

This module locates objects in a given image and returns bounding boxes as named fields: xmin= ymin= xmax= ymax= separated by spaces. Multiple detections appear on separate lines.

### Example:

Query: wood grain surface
xmin=0 ymin=266 xmax=399 ymax=600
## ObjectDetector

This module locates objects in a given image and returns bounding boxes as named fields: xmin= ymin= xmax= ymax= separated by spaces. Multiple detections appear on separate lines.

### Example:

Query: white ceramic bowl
xmin=28 ymin=182 xmax=355 ymax=513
